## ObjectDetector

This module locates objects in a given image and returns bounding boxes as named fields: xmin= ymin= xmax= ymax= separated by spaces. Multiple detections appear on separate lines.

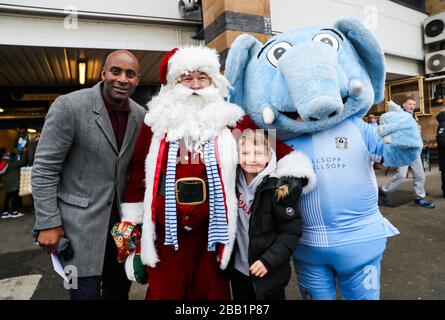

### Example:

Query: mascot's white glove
xmin=377 ymin=101 xmax=422 ymax=166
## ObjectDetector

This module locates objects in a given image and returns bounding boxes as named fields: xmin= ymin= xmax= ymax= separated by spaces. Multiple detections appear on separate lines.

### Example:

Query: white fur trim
xmin=167 ymin=46 xmax=220 ymax=82
xmin=120 ymin=202 xmax=144 ymax=224
xmin=271 ymin=151 xmax=316 ymax=195
xmin=166 ymin=46 xmax=230 ymax=93
xmin=124 ymin=251 xmax=136 ymax=282
xmin=141 ymin=218 xmax=158 ymax=267
xmin=140 ymin=134 xmax=162 ymax=267
xmin=217 ymin=128 xmax=239 ymax=270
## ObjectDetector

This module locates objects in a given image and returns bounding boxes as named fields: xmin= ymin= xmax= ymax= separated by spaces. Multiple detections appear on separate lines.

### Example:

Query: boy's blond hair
xmin=238 ymin=129 xmax=270 ymax=153
xmin=238 ymin=130 xmax=288 ymax=200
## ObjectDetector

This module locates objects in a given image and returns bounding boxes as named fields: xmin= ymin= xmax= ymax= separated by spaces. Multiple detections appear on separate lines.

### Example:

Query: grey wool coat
xmin=32 ymin=82 xmax=145 ymax=277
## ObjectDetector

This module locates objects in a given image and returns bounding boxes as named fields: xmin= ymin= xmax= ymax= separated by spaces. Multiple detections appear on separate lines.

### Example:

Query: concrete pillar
xmin=201 ymin=0 xmax=271 ymax=68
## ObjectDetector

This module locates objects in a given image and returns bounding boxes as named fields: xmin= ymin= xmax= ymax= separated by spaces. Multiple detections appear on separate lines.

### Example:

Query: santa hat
xmin=159 ymin=46 xmax=231 ymax=97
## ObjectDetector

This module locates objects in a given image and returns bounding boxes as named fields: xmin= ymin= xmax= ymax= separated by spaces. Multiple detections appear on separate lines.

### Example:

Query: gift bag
xmin=19 ymin=166 xmax=33 ymax=196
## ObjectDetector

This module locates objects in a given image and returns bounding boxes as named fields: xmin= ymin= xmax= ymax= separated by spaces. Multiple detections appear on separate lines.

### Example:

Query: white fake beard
xmin=171 ymin=83 xmax=222 ymax=107
xmin=146 ymin=83 xmax=231 ymax=142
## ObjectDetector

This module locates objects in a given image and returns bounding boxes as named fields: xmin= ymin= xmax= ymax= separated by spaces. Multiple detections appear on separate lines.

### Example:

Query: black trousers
xmin=231 ymin=268 xmax=285 ymax=300
xmin=68 ymin=214 xmax=131 ymax=300
xmin=3 ymin=190 xmax=20 ymax=213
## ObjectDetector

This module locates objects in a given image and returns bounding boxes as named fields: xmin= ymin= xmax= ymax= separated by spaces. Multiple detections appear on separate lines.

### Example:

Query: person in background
xmin=25 ymin=129 xmax=40 ymax=166
xmin=436 ymin=108 xmax=445 ymax=198
xmin=379 ymin=96 xmax=435 ymax=208
xmin=1 ymin=147 xmax=27 ymax=219
xmin=15 ymin=127 xmax=29 ymax=160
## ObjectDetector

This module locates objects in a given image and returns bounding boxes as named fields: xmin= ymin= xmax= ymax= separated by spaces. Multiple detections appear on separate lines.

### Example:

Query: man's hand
xmin=37 ymin=226 xmax=65 ymax=254
xmin=249 ymin=260 xmax=268 ymax=278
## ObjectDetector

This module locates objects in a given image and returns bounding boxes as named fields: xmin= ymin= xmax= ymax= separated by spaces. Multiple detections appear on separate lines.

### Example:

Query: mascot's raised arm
xmin=225 ymin=17 xmax=422 ymax=300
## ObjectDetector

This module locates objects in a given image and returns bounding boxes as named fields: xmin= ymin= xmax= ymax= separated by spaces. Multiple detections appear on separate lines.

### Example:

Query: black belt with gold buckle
xmin=158 ymin=174 xmax=208 ymax=205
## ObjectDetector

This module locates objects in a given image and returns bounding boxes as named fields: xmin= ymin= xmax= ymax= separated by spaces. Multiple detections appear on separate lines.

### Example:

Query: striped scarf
xmin=164 ymin=139 xmax=230 ymax=251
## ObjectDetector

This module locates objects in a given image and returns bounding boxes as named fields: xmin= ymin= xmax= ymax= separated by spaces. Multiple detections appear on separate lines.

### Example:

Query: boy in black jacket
xmin=231 ymin=129 xmax=306 ymax=300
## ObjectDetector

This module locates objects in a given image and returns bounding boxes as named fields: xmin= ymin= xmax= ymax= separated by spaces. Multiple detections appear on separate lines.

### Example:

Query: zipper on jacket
xmin=247 ymin=179 xmax=270 ymax=265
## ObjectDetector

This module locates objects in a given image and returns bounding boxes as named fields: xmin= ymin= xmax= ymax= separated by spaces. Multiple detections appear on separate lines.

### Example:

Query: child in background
xmin=231 ymin=129 xmax=305 ymax=300
xmin=0 ymin=147 xmax=27 ymax=219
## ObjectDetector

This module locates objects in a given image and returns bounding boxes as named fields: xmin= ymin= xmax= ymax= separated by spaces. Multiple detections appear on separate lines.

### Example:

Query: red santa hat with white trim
xmin=159 ymin=46 xmax=231 ymax=97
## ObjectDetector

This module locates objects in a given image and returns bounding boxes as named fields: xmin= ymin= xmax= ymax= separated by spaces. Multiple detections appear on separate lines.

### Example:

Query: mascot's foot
xmin=414 ymin=198 xmax=436 ymax=209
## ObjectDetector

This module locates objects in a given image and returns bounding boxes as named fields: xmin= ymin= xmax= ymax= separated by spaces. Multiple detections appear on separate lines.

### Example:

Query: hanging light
xmin=27 ymin=129 xmax=37 ymax=133
xmin=0 ymin=108 xmax=4 ymax=113
xmin=78 ymin=60 xmax=87 ymax=85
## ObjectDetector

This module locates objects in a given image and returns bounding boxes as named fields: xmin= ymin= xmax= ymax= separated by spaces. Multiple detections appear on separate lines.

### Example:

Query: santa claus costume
xmin=119 ymin=46 xmax=316 ymax=300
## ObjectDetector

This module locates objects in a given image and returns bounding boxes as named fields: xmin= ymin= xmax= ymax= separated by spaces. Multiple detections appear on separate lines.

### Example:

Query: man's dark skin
xmin=37 ymin=50 xmax=141 ymax=254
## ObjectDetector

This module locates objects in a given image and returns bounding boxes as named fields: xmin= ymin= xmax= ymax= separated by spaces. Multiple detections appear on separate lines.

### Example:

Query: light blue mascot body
xmin=225 ymin=17 xmax=422 ymax=300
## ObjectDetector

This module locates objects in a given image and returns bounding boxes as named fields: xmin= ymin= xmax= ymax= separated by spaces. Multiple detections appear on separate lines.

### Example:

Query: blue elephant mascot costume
xmin=225 ymin=17 xmax=423 ymax=300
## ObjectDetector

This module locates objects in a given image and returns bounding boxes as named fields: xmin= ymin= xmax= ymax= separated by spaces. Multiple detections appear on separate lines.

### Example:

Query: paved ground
xmin=0 ymin=165 xmax=444 ymax=300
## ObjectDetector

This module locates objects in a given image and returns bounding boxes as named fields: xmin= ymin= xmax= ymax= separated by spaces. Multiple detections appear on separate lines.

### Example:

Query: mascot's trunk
xmin=278 ymin=42 xmax=343 ymax=122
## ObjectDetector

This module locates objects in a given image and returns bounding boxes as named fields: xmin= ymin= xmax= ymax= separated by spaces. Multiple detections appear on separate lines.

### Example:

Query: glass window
xmin=391 ymin=0 xmax=425 ymax=12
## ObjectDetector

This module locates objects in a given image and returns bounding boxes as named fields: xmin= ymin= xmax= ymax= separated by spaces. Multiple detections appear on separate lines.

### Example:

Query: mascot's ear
xmin=334 ymin=17 xmax=385 ymax=104
xmin=225 ymin=34 xmax=263 ymax=106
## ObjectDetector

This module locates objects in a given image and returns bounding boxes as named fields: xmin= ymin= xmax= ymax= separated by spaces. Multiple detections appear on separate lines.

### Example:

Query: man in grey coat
xmin=32 ymin=50 xmax=146 ymax=300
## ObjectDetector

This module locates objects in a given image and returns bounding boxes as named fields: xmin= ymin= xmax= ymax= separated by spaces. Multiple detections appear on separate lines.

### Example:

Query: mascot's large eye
xmin=266 ymin=41 xmax=292 ymax=68
xmin=312 ymin=33 xmax=339 ymax=51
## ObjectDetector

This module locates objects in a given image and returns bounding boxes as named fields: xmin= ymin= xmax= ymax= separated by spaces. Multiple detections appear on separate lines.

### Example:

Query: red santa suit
xmin=119 ymin=46 xmax=316 ymax=300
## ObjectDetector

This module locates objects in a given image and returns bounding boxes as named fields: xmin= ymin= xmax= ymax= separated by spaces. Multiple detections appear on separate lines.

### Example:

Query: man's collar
xmin=100 ymin=84 xmax=131 ymax=113
xmin=104 ymin=99 xmax=131 ymax=112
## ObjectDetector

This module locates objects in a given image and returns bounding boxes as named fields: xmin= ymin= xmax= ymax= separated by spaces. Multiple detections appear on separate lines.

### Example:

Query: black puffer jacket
xmin=437 ymin=110 xmax=445 ymax=171
xmin=238 ymin=176 xmax=302 ymax=299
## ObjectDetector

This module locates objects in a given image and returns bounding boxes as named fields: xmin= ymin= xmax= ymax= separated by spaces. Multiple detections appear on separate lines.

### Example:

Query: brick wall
xmin=201 ymin=0 xmax=271 ymax=68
